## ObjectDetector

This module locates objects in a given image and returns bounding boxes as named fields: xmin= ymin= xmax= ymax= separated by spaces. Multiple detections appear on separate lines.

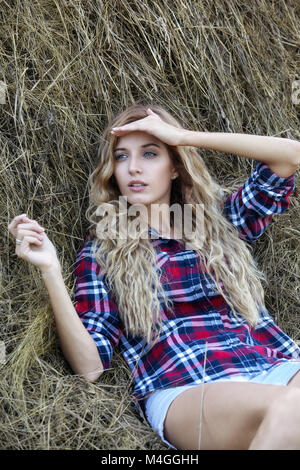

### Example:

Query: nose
xmin=128 ymin=155 xmax=142 ymax=174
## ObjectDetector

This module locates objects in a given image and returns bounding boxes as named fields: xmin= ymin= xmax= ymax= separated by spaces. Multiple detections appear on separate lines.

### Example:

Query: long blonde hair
xmin=85 ymin=103 xmax=266 ymax=346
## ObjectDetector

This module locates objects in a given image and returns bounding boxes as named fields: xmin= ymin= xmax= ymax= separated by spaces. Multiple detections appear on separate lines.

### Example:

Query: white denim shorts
xmin=144 ymin=360 xmax=300 ymax=449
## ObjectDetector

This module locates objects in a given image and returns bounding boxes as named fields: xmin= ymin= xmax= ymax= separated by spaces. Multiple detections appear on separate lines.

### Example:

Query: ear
xmin=171 ymin=169 xmax=179 ymax=180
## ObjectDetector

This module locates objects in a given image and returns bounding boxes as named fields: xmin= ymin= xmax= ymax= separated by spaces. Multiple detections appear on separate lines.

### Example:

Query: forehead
xmin=114 ymin=131 xmax=165 ymax=151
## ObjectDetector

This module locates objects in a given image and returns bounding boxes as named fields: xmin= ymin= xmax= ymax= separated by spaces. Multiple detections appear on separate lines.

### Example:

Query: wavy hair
xmin=85 ymin=103 xmax=266 ymax=346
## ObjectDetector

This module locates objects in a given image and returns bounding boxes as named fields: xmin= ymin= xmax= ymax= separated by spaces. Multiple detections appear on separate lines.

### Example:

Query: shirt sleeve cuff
xmin=85 ymin=329 xmax=113 ymax=372
xmin=253 ymin=161 xmax=295 ymax=195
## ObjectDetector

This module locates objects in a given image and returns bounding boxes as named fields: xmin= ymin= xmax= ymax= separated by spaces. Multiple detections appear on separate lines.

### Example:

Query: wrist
xmin=179 ymin=129 xmax=197 ymax=146
xmin=41 ymin=263 xmax=62 ymax=278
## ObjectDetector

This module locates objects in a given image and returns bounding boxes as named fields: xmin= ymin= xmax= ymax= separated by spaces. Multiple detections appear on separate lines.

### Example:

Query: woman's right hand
xmin=8 ymin=214 xmax=61 ymax=273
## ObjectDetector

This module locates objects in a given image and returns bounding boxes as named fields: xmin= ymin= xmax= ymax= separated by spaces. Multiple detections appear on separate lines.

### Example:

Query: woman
xmin=8 ymin=104 xmax=300 ymax=450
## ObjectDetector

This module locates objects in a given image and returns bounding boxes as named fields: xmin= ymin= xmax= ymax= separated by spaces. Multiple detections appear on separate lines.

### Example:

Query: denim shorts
xmin=144 ymin=360 xmax=300 ymax=450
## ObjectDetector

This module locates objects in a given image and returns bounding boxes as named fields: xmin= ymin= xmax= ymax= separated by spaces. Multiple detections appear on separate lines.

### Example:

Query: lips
xmin=128 ymin=182 xmax=148 ymax=192
xmin=128 ymin=180 xmax=148 ymax=187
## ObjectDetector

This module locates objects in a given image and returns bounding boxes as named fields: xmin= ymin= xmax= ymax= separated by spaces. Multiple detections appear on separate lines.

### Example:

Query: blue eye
xmin=114 ymin=154 xmax=126 ymax=161
xmin=144 ymin=151 xmax=156 ymax=157
xmin=114 ymin=151 xmax=157 ymax=161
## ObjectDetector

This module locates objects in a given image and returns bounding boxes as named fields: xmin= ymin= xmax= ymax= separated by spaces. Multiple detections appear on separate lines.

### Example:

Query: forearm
xmin=41 ymin=266 xmax=103 ymax=382
xmin=181 ymin=130 xmax=300 ymax=177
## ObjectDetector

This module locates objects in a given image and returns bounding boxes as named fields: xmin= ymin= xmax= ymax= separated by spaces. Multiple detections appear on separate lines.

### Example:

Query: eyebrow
xmin=114 ymin=143 xmax=161 ymax=152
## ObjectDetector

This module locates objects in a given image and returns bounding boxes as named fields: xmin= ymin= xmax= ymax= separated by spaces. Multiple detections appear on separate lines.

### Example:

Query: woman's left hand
xmin=110 ymin=108 xmax=187 ymax=146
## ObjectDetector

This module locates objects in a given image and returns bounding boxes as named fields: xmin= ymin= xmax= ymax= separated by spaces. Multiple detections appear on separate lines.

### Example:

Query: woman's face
xmin=113 ymin=131 xmax=178 ymax=209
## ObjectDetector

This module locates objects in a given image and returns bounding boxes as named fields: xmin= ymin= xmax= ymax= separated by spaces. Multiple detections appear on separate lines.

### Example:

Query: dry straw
xmin=1 ymin=0 xmax=299 ymax=450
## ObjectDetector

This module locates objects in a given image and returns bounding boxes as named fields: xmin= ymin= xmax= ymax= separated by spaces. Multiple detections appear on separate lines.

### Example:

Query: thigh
xmin=287 ymin=370 xmax=300 ymax=388
xmin=163 ymin=381 xmax=287 ymax=450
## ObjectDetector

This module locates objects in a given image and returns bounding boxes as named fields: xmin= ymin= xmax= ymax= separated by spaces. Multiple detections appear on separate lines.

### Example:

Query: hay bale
xmin=1 ymin=0 xmax=299 ymax=449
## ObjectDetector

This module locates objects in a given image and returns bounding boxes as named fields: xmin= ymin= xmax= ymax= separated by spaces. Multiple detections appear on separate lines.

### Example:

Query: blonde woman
xmin=8 ymin=104 xmax=300 ymax=450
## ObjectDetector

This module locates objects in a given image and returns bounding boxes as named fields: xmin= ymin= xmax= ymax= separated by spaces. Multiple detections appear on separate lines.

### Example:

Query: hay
xmin=1 ymin=0 xmax=299 ymax=450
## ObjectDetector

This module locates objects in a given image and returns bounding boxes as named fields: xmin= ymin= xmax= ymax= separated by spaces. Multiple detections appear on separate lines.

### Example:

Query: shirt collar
xmin=148 ymin=226 xmax=171 ymax=242
xmin=147 ymin=226 xmax=187 ymax=250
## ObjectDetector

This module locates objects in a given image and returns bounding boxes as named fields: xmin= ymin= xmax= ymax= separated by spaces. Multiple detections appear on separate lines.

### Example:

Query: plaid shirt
xmin=74 ymin=161 xmax=299 ymax=420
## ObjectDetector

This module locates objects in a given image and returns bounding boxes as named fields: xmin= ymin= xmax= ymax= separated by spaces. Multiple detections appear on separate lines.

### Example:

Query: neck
xmin=147 ymin=204 xmax=173 ymax=238
xmin=133 ymin=203 xmax=182 ymax=239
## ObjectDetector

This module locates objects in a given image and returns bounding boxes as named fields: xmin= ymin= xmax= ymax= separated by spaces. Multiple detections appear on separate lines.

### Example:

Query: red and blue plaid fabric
xmin=74 ymin=161 xmax=299 ymax=420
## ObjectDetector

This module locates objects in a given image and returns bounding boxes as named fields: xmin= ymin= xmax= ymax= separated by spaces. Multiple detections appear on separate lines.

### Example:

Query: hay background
xmin=1 ymin=0 xmax=299 ymax=450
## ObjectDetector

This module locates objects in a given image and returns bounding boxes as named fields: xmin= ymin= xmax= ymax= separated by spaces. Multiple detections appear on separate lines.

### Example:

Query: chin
xmin=128 ymin=197 xmax=149 ymax=207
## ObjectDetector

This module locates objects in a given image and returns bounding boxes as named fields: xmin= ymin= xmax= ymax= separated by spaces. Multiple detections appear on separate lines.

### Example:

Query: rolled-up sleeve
xmin=222 ymin=161 xmax=296 ymax=242
xmin=74 ymin=235 xmax=120 ymax=371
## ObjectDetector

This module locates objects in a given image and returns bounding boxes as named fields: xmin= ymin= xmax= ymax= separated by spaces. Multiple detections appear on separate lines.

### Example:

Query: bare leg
xmin=287 ymin=369 xmax=300 ymax=388
xmin=249 ymin=370 xmax=300 ymax=449
xmin=163 ymin=380 xmax=300 ymax=450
